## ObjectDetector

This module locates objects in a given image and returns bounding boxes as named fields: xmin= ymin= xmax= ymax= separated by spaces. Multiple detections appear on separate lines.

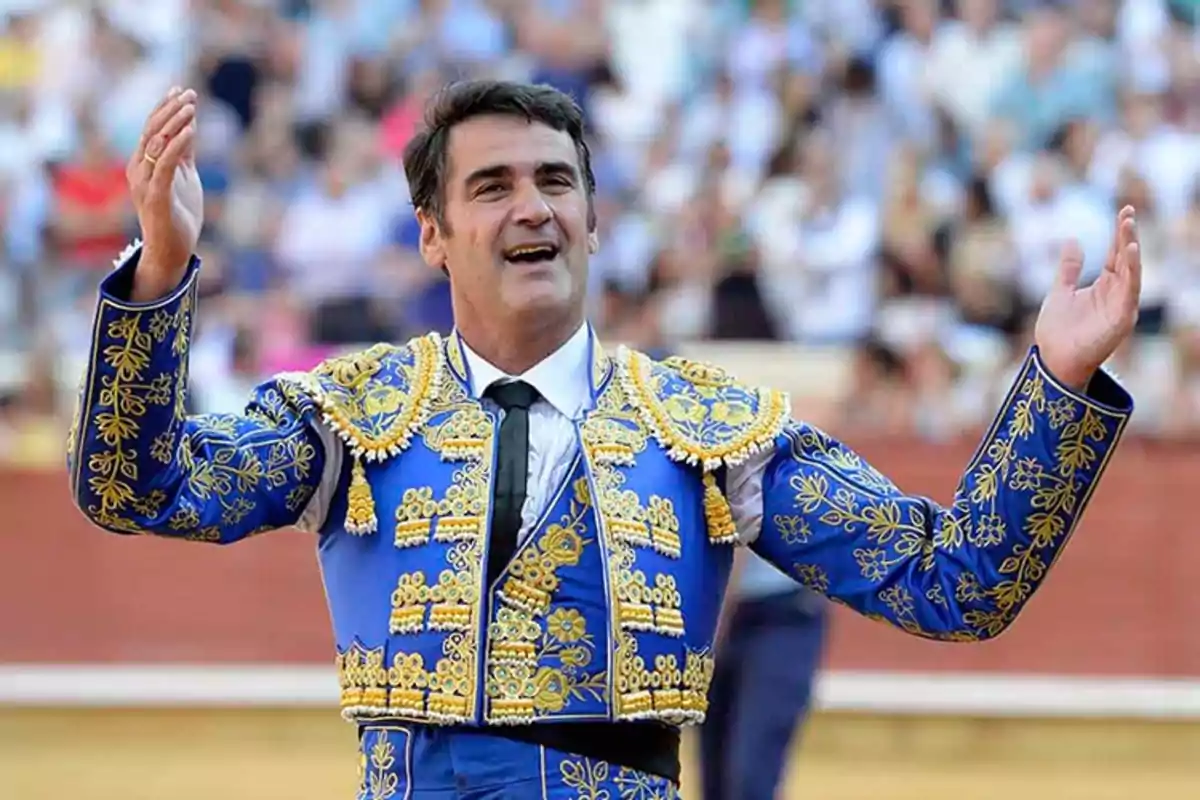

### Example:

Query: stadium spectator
xmin=5 ymin=0 xmax=1200 ymax=465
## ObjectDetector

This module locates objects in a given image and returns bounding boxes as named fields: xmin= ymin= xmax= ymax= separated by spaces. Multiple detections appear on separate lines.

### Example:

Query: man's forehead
xmin=446 ymin=115 xmax=580 ymax=178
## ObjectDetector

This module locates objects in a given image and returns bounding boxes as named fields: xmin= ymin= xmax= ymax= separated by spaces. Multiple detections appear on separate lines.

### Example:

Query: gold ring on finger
xmin=144 ymin=154 xmax=158 ymax=165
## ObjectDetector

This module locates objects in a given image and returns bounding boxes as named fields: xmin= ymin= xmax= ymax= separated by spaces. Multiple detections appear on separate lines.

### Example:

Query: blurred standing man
xmin=68 ymin=81 xmax=1139 ymax=798
xmin=703 ymin=552 xmax=827 ymax=800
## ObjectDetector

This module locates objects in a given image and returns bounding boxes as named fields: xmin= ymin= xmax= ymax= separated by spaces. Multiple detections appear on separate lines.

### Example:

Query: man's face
xmin=418 ymin=114 xmax=596 ymax=330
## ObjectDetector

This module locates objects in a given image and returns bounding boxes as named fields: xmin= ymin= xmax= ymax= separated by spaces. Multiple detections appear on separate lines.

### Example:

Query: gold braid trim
xmin=615 ymin=347 xmax=789 ymax=543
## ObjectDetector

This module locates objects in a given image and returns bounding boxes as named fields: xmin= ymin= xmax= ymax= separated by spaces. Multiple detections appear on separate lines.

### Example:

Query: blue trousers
xmin=700 ymin=590 xmax=828 ymax=800
xmin=356 ymin=722 xmax=679 ymax=799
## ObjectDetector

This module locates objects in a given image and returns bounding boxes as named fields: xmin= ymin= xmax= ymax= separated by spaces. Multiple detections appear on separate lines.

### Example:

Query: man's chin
xmin=502 ymin=281 xmax=575 ymax=318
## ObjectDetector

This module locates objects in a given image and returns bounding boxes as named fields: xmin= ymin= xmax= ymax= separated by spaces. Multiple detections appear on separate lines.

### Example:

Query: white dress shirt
xmin=298 ymin=325 xmax=771 ymax=546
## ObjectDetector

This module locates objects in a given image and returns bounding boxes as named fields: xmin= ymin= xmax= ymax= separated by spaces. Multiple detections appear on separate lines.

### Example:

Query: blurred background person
xmin=702 ymin=552 xmax=828 ymax=800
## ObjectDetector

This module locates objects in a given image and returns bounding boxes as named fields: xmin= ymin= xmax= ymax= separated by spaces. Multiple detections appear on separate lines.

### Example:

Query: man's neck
xmin=456 ymin=315 xmax=584 ymax=376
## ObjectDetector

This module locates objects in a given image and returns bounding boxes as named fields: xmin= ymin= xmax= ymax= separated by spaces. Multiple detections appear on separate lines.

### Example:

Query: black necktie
xmin=484 ymin=380 xmax=540 ymax=586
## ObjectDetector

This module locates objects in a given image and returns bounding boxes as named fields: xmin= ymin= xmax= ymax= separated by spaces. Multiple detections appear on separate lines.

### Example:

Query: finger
xmin=1119 ymin=240 xmax=1142 ymax=315
xmin=159 ymin=101 xmax=196 ymax=146
xmin=132 ymin=129 xmax=169 ymax=193
xmin=181 ymin=117 xmax=198 ymax=167
xmin=147 ymin=125 xmax=195 ymax=196
xmin=1103 ymin=205 xmax=1135 ymax=274
xmin=1057 ymin=238 xmax=1084 ymax=289
xmin=136 ymin=99 xmax=198 ymax=188
xmin=135 ymin=87 xmax=194 ymax=161
xmin=133 ymin=88 xmax=180 ymax=163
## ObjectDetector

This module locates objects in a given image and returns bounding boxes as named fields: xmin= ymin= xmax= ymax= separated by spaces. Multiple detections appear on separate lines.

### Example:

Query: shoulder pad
xmin=616 ymin=347 xmax=790 ymax=471
xmin=278 ymin=333 xmax=444 ymax=462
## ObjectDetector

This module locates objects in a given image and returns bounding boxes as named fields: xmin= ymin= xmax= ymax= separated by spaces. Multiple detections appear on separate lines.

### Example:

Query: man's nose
xmin=511 ymin=182 xmax=552 ymax=226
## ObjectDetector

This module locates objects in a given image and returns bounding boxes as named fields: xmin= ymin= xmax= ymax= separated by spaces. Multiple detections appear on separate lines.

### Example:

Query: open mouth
xmin=503 ymin=243 xmax=560 ymax=265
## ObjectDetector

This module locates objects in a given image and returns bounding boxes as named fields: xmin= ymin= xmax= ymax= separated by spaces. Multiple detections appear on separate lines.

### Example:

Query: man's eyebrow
xmin=462 ymin=161 xmax=579 ymax=186
xmin=463 ymin=165 xmax=510 ymax=186
xmin=536 ymin=161 xmax=578 ymax=180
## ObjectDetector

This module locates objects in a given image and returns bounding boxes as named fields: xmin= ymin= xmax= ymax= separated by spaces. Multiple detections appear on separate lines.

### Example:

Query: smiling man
xmin=69 ymin=80 xmax=1140 ymax=799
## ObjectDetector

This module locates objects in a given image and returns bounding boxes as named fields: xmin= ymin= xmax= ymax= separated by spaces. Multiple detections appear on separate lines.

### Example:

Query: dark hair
xmin=402 ymin=79 xmax=597 ymax=229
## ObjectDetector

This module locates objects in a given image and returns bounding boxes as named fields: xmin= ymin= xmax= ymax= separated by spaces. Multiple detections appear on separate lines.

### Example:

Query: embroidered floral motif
xmin=555 ymin=754 xmax=678 ymax=799
xmin=616 ymin=348 xmax=788 ymax=543
xmin=71 ymin=260 xmax=322 ymax=543
xmin=618 ymin=348 xmax=788 ymax=471
xmin=485 ymin=473 xmax=608 ymax=721
xmin=355 ymin=727 xmax=409 ymax=800
xmin=764 ymin=351 xmax=1129 ymax=642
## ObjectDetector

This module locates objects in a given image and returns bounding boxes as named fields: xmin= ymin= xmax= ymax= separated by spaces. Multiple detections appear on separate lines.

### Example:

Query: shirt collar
xmin=459 ymin=323 xmax=593 ymax=419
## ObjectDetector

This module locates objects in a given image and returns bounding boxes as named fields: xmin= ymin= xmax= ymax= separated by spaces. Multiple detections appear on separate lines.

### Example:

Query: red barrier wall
xmin=2 ymin=436 xmax=1196 ymax=677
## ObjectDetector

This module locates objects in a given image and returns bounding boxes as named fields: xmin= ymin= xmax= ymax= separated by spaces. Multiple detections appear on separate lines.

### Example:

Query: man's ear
xmin=417 ymin=209 xmax=447 ymax=271
xmin=587 ymin=230 xmax=599 ymax=254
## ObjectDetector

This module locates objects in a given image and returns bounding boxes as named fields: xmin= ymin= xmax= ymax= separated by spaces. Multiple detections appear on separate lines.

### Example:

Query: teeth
xmin=507 ymin=245 xmax=555 ymax=257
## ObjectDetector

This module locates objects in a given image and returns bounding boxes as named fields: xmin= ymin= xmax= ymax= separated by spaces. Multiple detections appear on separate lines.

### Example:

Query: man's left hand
xmin=1034 ymin=205 xmax=1142 ymax=391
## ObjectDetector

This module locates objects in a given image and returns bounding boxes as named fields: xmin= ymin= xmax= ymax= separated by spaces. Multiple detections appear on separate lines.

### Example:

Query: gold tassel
xmin=702 ymin=472 xmax=737 ymax=544
xmin=345 ymin=456 xmax=377 ymax=535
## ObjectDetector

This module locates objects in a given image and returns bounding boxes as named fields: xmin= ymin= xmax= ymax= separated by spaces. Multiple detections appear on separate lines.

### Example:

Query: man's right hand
xmin=126 ymin=87 xmax=204 ymax=301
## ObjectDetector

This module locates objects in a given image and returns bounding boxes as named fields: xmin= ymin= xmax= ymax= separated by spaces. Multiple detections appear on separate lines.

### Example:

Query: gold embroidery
xmin=393 ymin=487 xmax=436 ymax=547
xmin=285 ymin=335 xmax=446 ymax=534
xmin=617 ymin=348 xmax=787 ymax=544
xmin=388 ymin=544 xmax=479 ymax=635
xmin=364 ymin=730 xmax=399 ymax=800
xmin=486 ymin=475 xmax=607 ymax=722
xmin=613 ymin=765 xmax=678 ymax=800
xmin=560 ymin=756 xmax=610 ymax=800
xmin=644 ymin=496 xmax=682 ymax=558
xmin=79 ymin=294 xmax=192 ymax=526
xmin=346 ymin=457 xmax=376 ymax=535
xmin=701 ymin=472 xmax=736 ymax=544
xmin=338 ymin=633 xmax=479 ymax=722
xmin=72 ymin=276 xmax=320 ymax=540
xmin=616 ymin=571 xmax=684 ymax=637
xmin=445 ymin=331 xmax=468 ymax=383
xmin=773 ymin=353 xmax=1126 ymax=641
xmin=388 ymin=405 xmax=492 ymax=551
xmin=386 ymin=404 xmax=492 ymax=642
xmin=348 ymin=376 xmax=493 ymax=723
xmin=618 ymin=348 xmax=788 ymax=470
xmin=580 ymin=378 xmax=716 ymax=724
xmin=557 ymin=755 xmax=677 ymax=800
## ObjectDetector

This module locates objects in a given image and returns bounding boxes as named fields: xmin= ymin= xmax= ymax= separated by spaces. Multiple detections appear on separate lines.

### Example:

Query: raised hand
xmin=1034 ymin=205 xmax=1142 ymax=390
xmin=126 ymin=87 xmax=203 ymax=301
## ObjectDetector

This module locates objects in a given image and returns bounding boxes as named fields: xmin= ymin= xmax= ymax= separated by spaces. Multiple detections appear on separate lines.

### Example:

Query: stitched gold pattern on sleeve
xmin=757 ymin=350 xmax=1131 ymax=641
xmin=71 ymin=264 xmax=325 ymax=543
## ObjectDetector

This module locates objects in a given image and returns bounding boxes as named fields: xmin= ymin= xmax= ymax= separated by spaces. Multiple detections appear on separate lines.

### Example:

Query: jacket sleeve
xmin=749 ymin=348 xmax=1132 ymax=641
xmin=66 ymin=244 xmax=330 ymax=544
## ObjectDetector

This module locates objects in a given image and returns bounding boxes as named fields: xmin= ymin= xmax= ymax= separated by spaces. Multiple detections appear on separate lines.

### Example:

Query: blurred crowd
xmin=3 ymin=0 xmax=1200 ymax=467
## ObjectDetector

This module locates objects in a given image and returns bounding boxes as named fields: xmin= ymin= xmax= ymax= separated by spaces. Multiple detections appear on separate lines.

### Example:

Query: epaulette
xmin=615 ymin=347 xmax=790 ymax=543
xmin=278 ymin=333 xmax=445 ymax=534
